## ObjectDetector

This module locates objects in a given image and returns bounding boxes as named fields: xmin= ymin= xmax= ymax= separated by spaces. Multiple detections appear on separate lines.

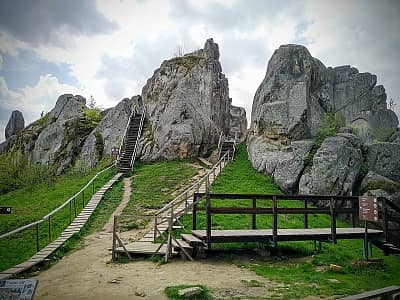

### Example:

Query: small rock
xmin=328 ymin=278 xmax=340 ymax=283
xmin=329 ymin=264 xmax=343 ymax=272
xmin=134 ymin=290 xmax=146 ymax=297
xmin=178 ymin=287 xmax=203 ymax=297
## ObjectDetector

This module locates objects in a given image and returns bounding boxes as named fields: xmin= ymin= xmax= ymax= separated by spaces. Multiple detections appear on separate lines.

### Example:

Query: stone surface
xmin=247 ymin=135 xmax=314 ymax=193
xmin=32 ymin=94 xmax=86 ymax=173
xmin=366 ymin=142 xmax=400 ymax=181
xmin=229 ymin=105 xmax=247 ymax=142
xmin=248 ymin=43 xmax=398 ymax=194
xmin=139 ymin=38 xmax=247 ymax=161
xmin=250 ymin=44 xmax=398 ymax=142
xmin=79 ymin=97 xmax=136 ymax=167
xmin=361 ymin=171 xmax=400 ymax=193
xmin=177 ymin=287 xmax=203 ymax=297
xmin=5 ymin=110 xmax=24 ymax=140
xmin=299 ymin=134 xmax=362 ymax=195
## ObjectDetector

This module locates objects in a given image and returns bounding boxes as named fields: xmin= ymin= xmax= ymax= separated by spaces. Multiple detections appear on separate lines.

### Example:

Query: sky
xmin=0 ymin=0 xmax=399 ymax=141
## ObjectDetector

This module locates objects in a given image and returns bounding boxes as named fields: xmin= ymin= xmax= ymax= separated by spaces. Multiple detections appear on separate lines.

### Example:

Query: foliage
xmin=304 ymin=112 xmax=344 ymax=167
xmin=165 ymin=285 xmax=211 ymax=300
xmin=31 ymin=112 xmax=49 ymax=127
xmin=0 ymin=161 xmax=116 ymax=271
xmin=80 ymin=108 xmax=102 ymax=131
xmin=374 ymin=126 xmax=395 ymax=142
xmin=0 ymin=148 xmax=55 ymax=194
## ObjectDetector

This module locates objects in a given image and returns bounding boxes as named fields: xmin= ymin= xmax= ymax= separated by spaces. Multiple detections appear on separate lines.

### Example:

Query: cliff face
xmin=248 ymin=44 xmax=399 ymax=197
xmin=139 ymin=38 xmax=247 ymax=160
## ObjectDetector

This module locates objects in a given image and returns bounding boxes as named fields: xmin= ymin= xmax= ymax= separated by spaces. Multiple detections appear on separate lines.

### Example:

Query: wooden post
xmin=192 ymin=195 xmax=197 ymax=231
xmin=304 ymin=199 xmax=308 ymax=229
xmin=206 ymin=194 xmax=212 ymax=250
xmin=48 ymin=216 xmax=51 ymax=243
xmin=92 ymin=179 xmax=95 ymax=195
xmin=82 ymin=190 xmax=85 ymax=208
xmin=69 ymin=200 xmax=72 ymax=223
xmin=36 ymin=223 xmax=40 ymax=252
xmin=330 ymin=197 xmax=337 ymax=244
xmin=350 ymin=198 xmax=356 ymax=228
xmin=184 ymin=191 xmax=188 ymax=212
xmin=112 ymin=215 xmax=117 ymax=261
xmin=213 ymin=167 xmax=216 ymax=182
xmin=272 ymin=196 xmax=277 ymax=245
xmin=73 ymin=197 xmax=77 ymax=217
xmin=382 ymin=198 xmax=389 ymax=241
xmin=206 ymin=175 xmax=210 ymax=192
xmin=154 ymin=215 xmax=158 ymax=241
xmin=252 ymin=198 xmax=257 ymax=229
xmin=363 ymin=220 xmax=369 ymax=260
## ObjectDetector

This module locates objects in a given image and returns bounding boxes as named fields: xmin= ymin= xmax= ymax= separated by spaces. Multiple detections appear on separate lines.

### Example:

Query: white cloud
xmin=0 ymin=53 xmax=3 ymax=70
xmin=0 ymin=75 xmax=82 ymax=141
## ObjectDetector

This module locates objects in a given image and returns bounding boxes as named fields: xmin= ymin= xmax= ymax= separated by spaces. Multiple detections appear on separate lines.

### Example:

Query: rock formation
xmin=5 ymin=110 xmax=25 ymax=139
xmin=139 ymin=38 xmax=247 ymax=160
xmin=248 ymin=44 xmax=399 ymax=196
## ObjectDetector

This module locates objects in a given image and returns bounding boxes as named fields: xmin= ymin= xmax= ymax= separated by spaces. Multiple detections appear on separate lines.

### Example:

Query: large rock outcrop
xmin=299 ymin=134 xmax=362 ymax=195
xmin=248 ymin=44 xmax=399 ymax=196
xmin=366 ymin=142 xmax=400 ymax=181
xmin=32 ymin=94 xmax=86 ymax=173
xmin=139 ymin=38 xmax=247 ymax=161
xmin=79 ymin=97 xmax=136 ymax=167
xmin=5 ymin=110 xmax=25 ymax=139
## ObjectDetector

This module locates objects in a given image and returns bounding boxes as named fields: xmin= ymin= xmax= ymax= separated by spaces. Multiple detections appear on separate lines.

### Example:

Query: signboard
xmin=0 ymin=207 xmax=11 ymax=214
xmin=359 ymin=196 xmax=378 ymax=222
xmin=111 ymin=146 xmax=119 ymax=156
xmin=0 ymin=279 xmax=38 ymax=300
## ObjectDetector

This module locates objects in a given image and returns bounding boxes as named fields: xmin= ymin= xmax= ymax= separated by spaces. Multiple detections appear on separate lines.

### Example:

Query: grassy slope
xmin=0 ymin=161 xmax=116 ymax=271
xmin=180 ymin=144 xmax=400 ymax=298
xmin=118 ymin=160 xmax=199 ymax=229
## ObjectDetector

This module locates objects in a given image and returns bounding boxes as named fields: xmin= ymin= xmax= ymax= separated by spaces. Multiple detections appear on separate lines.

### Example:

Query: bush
xmin=80 ymin=108 xmax=102 ymax=131
xmin=315 ymin=112 xmax=344 ymax=147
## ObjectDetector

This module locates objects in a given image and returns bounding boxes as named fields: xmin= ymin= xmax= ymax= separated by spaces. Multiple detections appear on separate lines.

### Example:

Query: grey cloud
xmin=0 ymin=0 xmax=117 ymax=46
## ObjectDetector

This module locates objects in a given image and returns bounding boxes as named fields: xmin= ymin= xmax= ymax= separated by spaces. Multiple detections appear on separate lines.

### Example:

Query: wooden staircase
xmin=117 ymin=109 xmax=145 ymax=174
xmin=218 ymin=133 xmax=237 ymax=160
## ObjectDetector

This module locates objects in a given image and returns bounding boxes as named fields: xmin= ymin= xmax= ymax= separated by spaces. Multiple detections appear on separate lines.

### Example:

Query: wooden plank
xmin=339 ymin=285 xmax=400 ymax=300
xmin=181 ymin=233 xmax=204 ymax=246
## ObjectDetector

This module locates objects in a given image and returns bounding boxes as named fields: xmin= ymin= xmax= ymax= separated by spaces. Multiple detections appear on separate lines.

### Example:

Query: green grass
xmin=119 ymin=160 xmax=198 ymax=229
xmin=0 ymin=160 xmax=117 ymax=272
xmin=179 ymin=144 xmax=400 ymax=298
xmin=165 ymin=284 xmax=211 ymax=300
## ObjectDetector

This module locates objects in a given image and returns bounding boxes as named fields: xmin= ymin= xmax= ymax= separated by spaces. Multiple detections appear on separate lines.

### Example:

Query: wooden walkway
xmin=0 ymin=172 xmax=123 ymax=280
xmin=191 ymin=228 xmax=383 ymax=244
xmin=114 ymin=161 xmax=227 ymax=256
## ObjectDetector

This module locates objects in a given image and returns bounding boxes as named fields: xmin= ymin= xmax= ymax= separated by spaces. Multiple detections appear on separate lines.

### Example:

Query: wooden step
xmin=181 ymin=233 xmax=204 ymax=246
xmin=172 ymin=239 xmax=193 ymax=250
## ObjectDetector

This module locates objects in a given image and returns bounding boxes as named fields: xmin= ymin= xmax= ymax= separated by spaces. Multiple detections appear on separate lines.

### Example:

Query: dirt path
xmin=35 ymin=176 xmax=277 ymax=300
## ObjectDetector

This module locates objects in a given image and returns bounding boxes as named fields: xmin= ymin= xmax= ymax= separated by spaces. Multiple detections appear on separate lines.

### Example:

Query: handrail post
xmin=383 ymin=198 xmax=389 ymax=241
xmin=82 ymin=190 xmax=85 ymax=208
xmin=92 ymin=178 xmax=95 ymax=195
xmin=69 ymin=200 xmax=72 ymax=223
xmin=73 ymin=197 xmax=77 ymax=217
xmin=252 ymin=198 xmax=257 ymax=229
xmin=154 ymin=215 xmax=158 ymax=241
xmin=304 ymin=199 xmax=308 ymax=229
xmin=192 ymin=194 xmax=198 ymax=231
xmin=206 ymin=194 xmax=212 ymax=250
xmin=272 ymin=196 xmax=277 ymax=246
xmin=330 ymin=197 xmax=337 ymax=244
xmin=48 ymin=216 xmax=51 ymax=243
xmin=36 ymin=223 xmax=40 ymax=252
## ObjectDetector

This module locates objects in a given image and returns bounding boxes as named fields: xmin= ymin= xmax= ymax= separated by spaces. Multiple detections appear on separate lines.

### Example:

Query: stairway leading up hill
xmin=117 ymin=110 xmax=145 ymax=174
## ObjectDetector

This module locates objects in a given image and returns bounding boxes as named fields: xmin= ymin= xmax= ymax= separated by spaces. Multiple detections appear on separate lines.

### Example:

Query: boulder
xmin=32 ymin=94 xmax=86 ymax=173
xmin=229 ymin=105 xmax=247 ymax=142
xmin=140 ymin=38 xmax=246 ymax=161
xmin=366 ymin=142 xmax=400 ymax=181
xmin=247 ymin=135 xmax=314 ymax=193
xmin=79 ymin=97 xmax=136 ymax=167
xmin=299 ymin=134 xmax=362 ymax=195
xmin=250 ymin=45 xmax=398 ymax=143
xmin=5 ymin=110 xmax=24 ymax=139
xmin=361 ymin=171 xmax=400 ymax=194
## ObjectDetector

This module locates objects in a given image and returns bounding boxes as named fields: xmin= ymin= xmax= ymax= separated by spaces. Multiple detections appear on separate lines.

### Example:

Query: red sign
xmin=359 ymin=196 xmax=378 ymax=222
xmin=111 ymin=146 xmax=119 ymax=156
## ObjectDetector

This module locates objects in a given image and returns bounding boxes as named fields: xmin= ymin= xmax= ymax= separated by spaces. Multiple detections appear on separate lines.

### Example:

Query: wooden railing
xmin=0 ymin=162 xmax=116 ymax=252
xmin=117 ymin=108 xmax=135 ymax=163
xmin=129 ymin=106 xmax=146 ymax=169
xmin=191 ymin=193 xmax=361 ymax=249
xmin=380 ymin=197 xmax=400 ymax=245
xmin=153 ymin=150 xmax=232 ymax=241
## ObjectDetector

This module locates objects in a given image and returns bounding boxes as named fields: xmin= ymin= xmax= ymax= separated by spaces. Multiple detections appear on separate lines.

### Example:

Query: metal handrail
xmin=217 ymin=131 xmax=224 ymax=159
xmin=0 ymin=161 xmax=116 ymax=240
xmin=129 ymin=106 xmax=146 ymax=169
xmin=117 ymin=107 xmax=136 ymax=162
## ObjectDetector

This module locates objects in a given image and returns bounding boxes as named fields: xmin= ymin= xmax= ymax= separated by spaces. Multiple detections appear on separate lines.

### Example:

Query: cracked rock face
xmin=5 ymin=110 xmax=25 ymax=140
xmin=248 ymin=44 xmax=398 ymax=195
xmin=139 ymin=38 xmax=247 ymax=160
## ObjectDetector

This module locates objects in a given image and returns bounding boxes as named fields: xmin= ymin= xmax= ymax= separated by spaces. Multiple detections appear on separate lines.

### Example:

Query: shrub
xmin=80 ymin=108 xmax=102 ymax=132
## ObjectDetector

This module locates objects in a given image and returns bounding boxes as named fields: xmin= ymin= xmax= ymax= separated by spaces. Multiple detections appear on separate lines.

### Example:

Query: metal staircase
xmin=372 ymin=198 xmax=400 ymax=255
xmin=116 ymin=107 xmax=145 ymax=174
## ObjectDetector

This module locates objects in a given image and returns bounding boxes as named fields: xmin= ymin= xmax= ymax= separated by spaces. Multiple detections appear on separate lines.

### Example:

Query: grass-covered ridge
xmin=180 ymin=144 xmax=400 ymax=298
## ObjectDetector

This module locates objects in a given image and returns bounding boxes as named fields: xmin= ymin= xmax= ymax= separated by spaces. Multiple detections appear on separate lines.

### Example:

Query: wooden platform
xmin=0 ymin=173 xmax=122 ymax=280
xmin=191 ymin=228 xmax=383 ymax=244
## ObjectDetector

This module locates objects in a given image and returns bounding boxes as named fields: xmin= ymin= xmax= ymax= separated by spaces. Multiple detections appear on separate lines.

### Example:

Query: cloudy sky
xmin=0 ymin=0 xmax=399 ymax=141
